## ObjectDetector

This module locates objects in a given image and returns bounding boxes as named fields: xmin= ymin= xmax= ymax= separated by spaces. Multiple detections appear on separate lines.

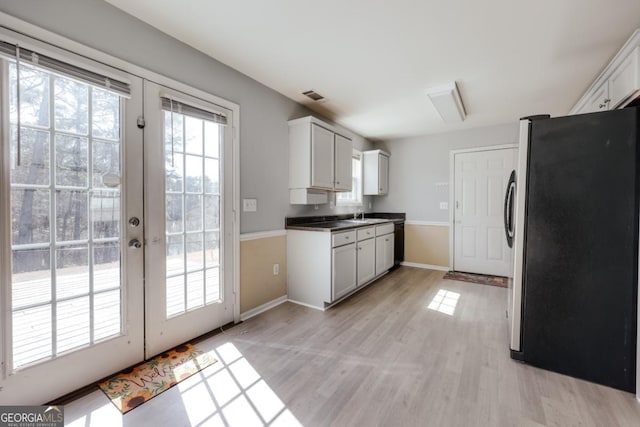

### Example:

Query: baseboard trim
xmin=287 ymin=299 xmax=326 ymax=312
xmin=240 ymin=295 xmax=288 ymax=321
xmin=401 ymin=262 xmax=449 ymax=272
xmin=240 ymin=229 xmax=287 ymax=242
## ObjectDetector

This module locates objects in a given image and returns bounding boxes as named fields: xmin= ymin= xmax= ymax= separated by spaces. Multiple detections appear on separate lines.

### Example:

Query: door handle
xmin=503 ymin=170 xmax=516 ymax=247
xmin=129 ymin=239 xmax=142 ymax=249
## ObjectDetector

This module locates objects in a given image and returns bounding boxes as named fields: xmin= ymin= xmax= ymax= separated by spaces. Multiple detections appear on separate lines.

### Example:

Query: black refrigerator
xmin=508 ymin=107 xmax=639 ymax=393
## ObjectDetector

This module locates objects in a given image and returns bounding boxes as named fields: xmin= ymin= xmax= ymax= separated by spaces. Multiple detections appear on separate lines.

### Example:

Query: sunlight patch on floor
xmin=177 ymin=342 xmax=302 ymax=426
xmin=66 ymin=342 xmax=301 ymax=426
xmin=427 ymin=289 xmax=460 ymax=315
xmin=65 ymin=399 xmax=123 ymax=427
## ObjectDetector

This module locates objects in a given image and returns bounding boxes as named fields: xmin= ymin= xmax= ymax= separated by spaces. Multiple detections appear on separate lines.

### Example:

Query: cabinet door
xmin=584 ymin=81 xmax=610 ymax=113
xmin=357 ymin=238 xmax=376 ymax=286
xmin=332 ymin=243 xmax=356 ymax=301
xmin=375 ymin=234 xmax=394 ymax=275
xmin=311 ymin=124 xmax=335 ymax=189
xmin=608 ymin=46 xmax=639 ymax=108
xmin=334 ymin=134 xmax=352 ymax=191
xmin=378 ymin=154 xmax=389 ymax=195
xmin=385 ymin=233 xmax=395 ymax=271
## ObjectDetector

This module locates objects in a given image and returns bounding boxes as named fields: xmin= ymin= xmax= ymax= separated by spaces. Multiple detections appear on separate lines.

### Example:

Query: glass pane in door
xmin=9 ymin=63 xmax=124 ymax=369
xmin=164 ymin=111 xmax=222 ymax=318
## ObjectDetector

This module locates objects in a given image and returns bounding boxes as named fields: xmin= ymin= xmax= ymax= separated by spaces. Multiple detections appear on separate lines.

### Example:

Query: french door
xmin=0 ymin=40 xmax=144 ymax=404
xmin=143 ymin=81 xmax=234 ymax=358
xmin=0 ymin=31 xmax=236 ymax=405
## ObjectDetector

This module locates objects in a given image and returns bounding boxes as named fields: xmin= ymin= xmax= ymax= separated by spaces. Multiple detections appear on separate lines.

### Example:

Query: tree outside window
xmin=336 ymin=150 xmax=362 ymax=206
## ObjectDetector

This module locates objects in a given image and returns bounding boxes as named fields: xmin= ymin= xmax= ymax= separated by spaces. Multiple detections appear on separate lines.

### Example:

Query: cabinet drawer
xmin=357 ymin=226 xmax=375 ymax=241
xmin=375 ymin=223 xmax=394 ymax=236
xmin=332 ymin=230 xmax=356 ymax=247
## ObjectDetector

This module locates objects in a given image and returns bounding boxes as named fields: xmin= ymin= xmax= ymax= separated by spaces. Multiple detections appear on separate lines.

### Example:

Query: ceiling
xmin=105 ymin=0 xmax=640 ymax=140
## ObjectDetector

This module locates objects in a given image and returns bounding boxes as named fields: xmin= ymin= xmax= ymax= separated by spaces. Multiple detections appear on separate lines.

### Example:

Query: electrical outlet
xmin=243 ymin=198 xmax=257 ymax=212
xmin=439 ymin=202 xmax=448 ymax=210
xmin=273 ymin=263 xmax=280 ymax=275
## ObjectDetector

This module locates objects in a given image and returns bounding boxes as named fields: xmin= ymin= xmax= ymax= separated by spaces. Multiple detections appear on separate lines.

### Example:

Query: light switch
xmin=439 ymin=202 xmax=448 ymax=210
xmin=243 ymin=198 xmax=257 ymax=212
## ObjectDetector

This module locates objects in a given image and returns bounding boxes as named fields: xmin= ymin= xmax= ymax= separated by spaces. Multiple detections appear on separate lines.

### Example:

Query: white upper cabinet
xmin=363 ymin=149 xmax=390 ymax=195
xmin=582 ymin=80 xmax=610 ymax=113
xmin=311 ymin=124 xmax=335 ymax=189
xmin=571 ymin=31 xmax=640 ymax=115
xmin=289 ymin=116 xmax=353 ymax=203
xmin=334 ymin=134 xmax=352 ymax=191
xmin=608 ymin=47 xmax=640 ymax=108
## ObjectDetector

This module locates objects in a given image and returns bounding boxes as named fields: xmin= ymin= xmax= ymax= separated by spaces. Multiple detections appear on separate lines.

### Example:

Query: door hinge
xmin=137 ymin=116 xmax=146 ymax=129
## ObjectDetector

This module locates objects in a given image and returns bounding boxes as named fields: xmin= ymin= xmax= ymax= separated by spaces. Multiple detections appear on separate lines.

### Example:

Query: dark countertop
xmin=285 ymin=212 xmax=405 ymax=232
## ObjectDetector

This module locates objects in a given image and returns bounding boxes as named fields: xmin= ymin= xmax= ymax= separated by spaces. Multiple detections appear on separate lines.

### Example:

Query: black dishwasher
xmin=393 ymin=221 xmax=404 ymax=267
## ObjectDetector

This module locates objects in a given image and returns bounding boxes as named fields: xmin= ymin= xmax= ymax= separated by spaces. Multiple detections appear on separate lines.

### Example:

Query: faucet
xmin=354 ymin=209 xmax=364 ymax=220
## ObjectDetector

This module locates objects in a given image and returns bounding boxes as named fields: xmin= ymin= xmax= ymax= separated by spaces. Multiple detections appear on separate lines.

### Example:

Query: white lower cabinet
xmin=357 ymin=237 xmax=376 ymax=286
xmin=375 ymin=233 xmax=394 ymax=275
xmin=287 ymin=222 xmax=395 ymax=310
xmin=332 ymin=243 xmax=357 ymax=300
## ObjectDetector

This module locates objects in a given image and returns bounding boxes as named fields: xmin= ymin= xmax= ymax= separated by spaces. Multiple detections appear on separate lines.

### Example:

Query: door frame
xmin=448 ymin=144 xmax=518 ymax=271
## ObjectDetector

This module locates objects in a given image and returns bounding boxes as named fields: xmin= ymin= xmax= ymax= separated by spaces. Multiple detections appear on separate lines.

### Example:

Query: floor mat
xmin=98 ymin=343 xmax=217 ymax=413
xmin=443 ymin=271 xmax=508 ymax=288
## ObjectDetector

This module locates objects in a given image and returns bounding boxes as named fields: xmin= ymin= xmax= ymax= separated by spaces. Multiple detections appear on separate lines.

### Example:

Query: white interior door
xmin=144 ymin=81 xmax=234 ymax=358
xmin=453 ymin=148 xmax=515 ymax=276
xmin=0 ymin=49 xmax=144 ymax=404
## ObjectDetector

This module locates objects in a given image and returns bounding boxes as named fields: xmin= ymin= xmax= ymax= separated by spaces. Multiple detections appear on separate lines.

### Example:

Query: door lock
xmin=129 ymin=217 xmax=140 ymax=227
xmin=128 ymin=239 xmax=142 ymax=249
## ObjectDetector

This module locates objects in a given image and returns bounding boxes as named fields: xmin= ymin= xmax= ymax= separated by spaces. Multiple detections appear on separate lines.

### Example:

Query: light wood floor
xmin=63 ymin=266 xmax=640 ymax=426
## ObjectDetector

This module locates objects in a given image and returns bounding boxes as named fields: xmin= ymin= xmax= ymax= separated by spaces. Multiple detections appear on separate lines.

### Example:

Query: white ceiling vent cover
xmin=426 ymin=82 xmax=466 ymax=123
xmin=302 ymin=90 xmax=325 ymax=102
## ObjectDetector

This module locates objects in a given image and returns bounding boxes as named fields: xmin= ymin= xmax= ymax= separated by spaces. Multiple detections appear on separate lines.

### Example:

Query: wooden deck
xmin=12 ymin=252 xmax=220 ymax=368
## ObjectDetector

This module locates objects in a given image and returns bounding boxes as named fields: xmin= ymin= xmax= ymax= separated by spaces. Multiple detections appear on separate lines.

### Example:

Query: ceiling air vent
xmin=302 ymin=90 xmax=325 ymax=102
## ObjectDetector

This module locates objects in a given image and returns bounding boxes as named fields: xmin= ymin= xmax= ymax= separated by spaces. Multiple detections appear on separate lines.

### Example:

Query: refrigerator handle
xmin=508 ymin=183 xmax=515 ymax=236
xmin=504 ymin=170 xmax=516 ymax=247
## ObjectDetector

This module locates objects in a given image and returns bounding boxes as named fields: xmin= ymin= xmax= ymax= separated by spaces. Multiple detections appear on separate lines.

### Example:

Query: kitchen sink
xmin=345 ymin=218 xmax=391 ymax=225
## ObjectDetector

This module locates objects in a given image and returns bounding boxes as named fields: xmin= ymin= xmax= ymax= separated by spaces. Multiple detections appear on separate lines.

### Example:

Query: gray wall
xmin=0 ymin=0 xmax=372 ymax=233
xmin=372 ymin=123 xmax=519 ymax=222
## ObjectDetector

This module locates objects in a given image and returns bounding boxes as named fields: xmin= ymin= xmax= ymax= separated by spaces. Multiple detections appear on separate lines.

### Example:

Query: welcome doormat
xmin=98 ymin=343 xmax=217 ymax=413
xmin=443 ymin=271 xmax=508 ymax=288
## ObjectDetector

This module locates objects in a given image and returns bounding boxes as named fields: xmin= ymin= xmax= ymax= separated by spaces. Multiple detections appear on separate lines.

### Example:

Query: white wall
xmin=0 ymin=0 xmax=372 ymax=233
xmin=372 ymin=123 xmax=519 ymax=222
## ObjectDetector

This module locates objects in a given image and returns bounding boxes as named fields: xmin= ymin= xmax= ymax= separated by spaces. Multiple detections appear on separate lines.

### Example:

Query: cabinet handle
xmin=336 ymin=181 xmax=340 ymax=185
xmin=385 ymin=238 xmax=389 ymax=242
xmin=345 ymin=236 xmax=349 ymax=239
xmin=599 ymin=98 xmax=611 ymax=109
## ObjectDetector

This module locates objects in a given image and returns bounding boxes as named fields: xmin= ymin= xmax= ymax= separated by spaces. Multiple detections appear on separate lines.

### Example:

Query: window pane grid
xmin=164 ymin=111 xmax=222 ymax=318
xmin=336 ymin=154 xmax=362 ymax=205
xmin=9 ymin=65 xmax=124 ymax=369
